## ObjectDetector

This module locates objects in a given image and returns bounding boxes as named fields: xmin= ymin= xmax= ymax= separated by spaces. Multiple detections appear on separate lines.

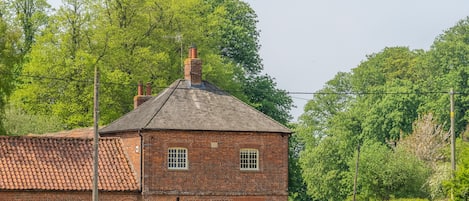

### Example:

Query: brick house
xmin=0 ymin=47 xmax=291 ymax=201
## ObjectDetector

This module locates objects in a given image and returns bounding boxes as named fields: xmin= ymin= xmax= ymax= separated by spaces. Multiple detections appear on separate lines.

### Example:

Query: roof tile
xmin=100 ymin=80 xmax=291 ymax=134
xmin=0 ymin=136 xmax=138 ymax=191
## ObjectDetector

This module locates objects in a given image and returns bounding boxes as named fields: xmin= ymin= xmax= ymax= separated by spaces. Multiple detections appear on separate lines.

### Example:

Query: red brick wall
xmin=143 ymin=195 xmax=286 ymax=201
xmin=142 ymin=130 xmax=288 ymax=201
xmin=0 ymin=191 xmax=139 ymax=201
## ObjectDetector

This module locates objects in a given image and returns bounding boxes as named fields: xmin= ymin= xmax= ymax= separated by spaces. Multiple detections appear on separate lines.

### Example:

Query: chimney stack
xmin=184 ymin=45 xmax=202 ymax=86
xmin=134 ymin=81 xmax=153 ymax=109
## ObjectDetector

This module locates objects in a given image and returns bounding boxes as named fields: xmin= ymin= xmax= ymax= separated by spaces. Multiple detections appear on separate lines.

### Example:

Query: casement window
xmin=240 ymin=148 xmax=259 ymax=170
xmin=168 ymin=147 xmax=188 ymax=170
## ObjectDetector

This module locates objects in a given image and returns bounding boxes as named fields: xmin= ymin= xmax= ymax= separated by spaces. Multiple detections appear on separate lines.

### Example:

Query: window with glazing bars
xmin=168 ymin=148 xmax=188 ymax=170
xmin=240 ymin=149 xmax=258 ymax=170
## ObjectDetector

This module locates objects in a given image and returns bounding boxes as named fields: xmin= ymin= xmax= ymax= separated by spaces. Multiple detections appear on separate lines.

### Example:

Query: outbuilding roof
xmin=0 ymin=136 xmax=139 ymax=191
xmin=100 ymin=79 xmax=291 ymax=134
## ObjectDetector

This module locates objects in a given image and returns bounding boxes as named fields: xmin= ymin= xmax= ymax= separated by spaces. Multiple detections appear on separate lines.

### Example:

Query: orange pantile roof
xmin=0 ymin=136 xmax=139 ymax=191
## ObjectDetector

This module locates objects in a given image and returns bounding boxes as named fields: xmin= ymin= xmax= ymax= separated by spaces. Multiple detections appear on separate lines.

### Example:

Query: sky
xmin=47 ymin=0 xmax=469 ymax=121
xmin=243 ymin=0 xmax=469 ymax=121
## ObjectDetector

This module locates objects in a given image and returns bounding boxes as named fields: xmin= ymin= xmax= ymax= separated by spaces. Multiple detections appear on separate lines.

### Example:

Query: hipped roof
xmin=100 ymin=80 xmax=291 ymax=134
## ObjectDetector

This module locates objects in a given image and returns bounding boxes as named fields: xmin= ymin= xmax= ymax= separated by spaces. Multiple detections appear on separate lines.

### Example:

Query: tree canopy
xmin=295 ymin=17 xmax=469 ymax=200
xmin=0 ymin=0 xmax=292 ymax=133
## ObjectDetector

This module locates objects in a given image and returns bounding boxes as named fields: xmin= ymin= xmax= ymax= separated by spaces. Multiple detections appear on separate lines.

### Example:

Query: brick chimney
xmin=133 ymin=81 xmax=153 ymax=109
xmin=184 ymin=45 xmax=203 ymax=86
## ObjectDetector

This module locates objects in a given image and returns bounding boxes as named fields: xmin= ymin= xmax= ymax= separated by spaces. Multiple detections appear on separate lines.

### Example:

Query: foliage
xmin=399 ymin=113 xmax=448 ymax=165
xmin=8 ymin=0 xmax=51 ymax=55
xmin=8 ymin=0 xmax=292 ymax=130
xmin=399 ymin=113 xmax=451 ymax=200
xmin=350 ymin=140 xmax=430 ymax=200
xmin=296 ymin=17 xmax=469 ymax=198
xmin=300 ymin=136 xmax=353 ymax=200
xmin=242 ymin=74 xmax=293 ymax=125
xmin=0 ymin=10 xmax=21 ymax=134
xmin=288 ymin=125 xmax=312 ymax=201
xmin=443 ymin=140 xmax=469 ymax=200
xmin=4 ymin=105 xmax=63 ymax=135
xmin=423 ymin=16 xmax=469 ymax=135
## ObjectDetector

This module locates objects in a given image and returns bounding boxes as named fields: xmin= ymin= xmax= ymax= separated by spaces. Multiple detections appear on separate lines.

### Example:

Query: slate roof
xmin=0 ymin=136 xmax=139 ymax=191
xmin=100 ymin=79 xmax=291 ymax=134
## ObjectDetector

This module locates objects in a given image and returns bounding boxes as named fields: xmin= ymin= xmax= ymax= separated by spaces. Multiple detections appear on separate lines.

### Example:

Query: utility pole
xmin=450 ymin=88 xmax=455 ymax=200
xmin=92 ymin=65 xmax=100 ymax=201
xmin=450 ymin=88 xmax=456 ymax=172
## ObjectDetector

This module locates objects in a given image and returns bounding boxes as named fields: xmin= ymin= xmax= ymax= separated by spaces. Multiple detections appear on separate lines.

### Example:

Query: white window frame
xmin=240 ymin=148 xmax=259 ymax=171
xmin=168 ymin=147 xmax=188 ymax=170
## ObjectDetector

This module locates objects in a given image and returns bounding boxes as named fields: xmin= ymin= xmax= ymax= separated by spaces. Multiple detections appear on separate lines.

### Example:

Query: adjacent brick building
xmin=0 ymin=46 xmax=291 ymax=201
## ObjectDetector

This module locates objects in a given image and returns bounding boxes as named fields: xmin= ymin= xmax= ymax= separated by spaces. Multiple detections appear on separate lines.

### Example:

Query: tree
xmin=11 ymin=0 xmax=292 ymax=130
xmin=351 ymin=140 xmax=430 ymax=200
xmin=296 ymin=72 xmax=357 ymax=200
xmin=399 ymin=113 xmax=450 ymax=199
xmin=351 ymin=47 xmax=425 ymax=142
xmin=300 ymin=136 xmax=352 ymax=200
xmin=8 ymin=0 xmax=51 ymax=55
xmin=443 ymin=140 xmax=469 ymax=200
xmin=11 ymin=0 xmax=100 ymax=128
xmin=297 ymin=47 xmax=429 ymax=199
xmin=0 ymin=8 xmax=21 ymax=134
xmin=207 ymin=0 xmax=293 ymax=124
xmin=242 ymin=75 xmax=293 ymax=125
xmin=288 ymin=123 xmax=312 ymax=201
xmin=422 ymin=17 xmax=469 ymax=135
xmin=4 ymin=105 xmax=63 ymax=135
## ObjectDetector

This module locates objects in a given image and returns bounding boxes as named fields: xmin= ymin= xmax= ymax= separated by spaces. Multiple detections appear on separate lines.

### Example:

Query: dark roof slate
xmin=100 ymin=79 xmax=291 ymax=134
xmin=0 ymin=136 xmax=139 ymax=191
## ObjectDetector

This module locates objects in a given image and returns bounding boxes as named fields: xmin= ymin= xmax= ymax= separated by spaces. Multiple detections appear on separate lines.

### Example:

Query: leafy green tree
xmin=11 ymin=0 xmax=99 ymax=128
xmin=0 ymin=9 xmax=21 ymax=134
xmin=11 ymin=0 xmax=292 ymax=130
xmin=299 ymin=72 xmax=353 ymax=139
xmin=422 ymin=17 xmax=469 ymax=135
xmin=8 ymin=0 xmax=51 ymax=55
xmin=443 ymin=140 xmax=469 ymax=200
xmin=4 ymin=105 xmax=63 ymax=135
xmin=300 ymin=136 xmax=352 ymax=200
xmin=351 ymin=47 xmax=425 ymax=142
xmin=207 ymin=0 xmax=262 ymax=75
xmin=242 ymin=75 xmax=293 ymax=125
xmin=351 ymin=140 xmax=430 ymax=200
xmin=298 ymin=47 xmax=429 ymax=199
xmin=288 ymin=123 xmax=312 ymax=201
xmin=399 ymin=114 xmax=450 ymax=200
xmin=207 ymin=0 xmax=293 ymax=124
xmin=297 ymin=72 xmax=357 ymax=200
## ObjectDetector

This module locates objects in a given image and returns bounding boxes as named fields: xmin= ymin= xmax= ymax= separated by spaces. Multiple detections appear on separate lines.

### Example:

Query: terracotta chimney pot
xmin=146 ymin=82 xmax=152 ymax=95
xmin=137 ymin=81 xmax=143 ymax=96
xmin=134 ymin=81 xmax=153 ymax=109
xmin=184 ymin=44 xmax=203 ymax=86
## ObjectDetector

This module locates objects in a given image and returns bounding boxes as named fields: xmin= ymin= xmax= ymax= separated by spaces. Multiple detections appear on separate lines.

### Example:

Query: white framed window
xmin=240 ymin=148 xmax=259 ymax=170
xmin=168 ymin=147 xmax=188 ymax=170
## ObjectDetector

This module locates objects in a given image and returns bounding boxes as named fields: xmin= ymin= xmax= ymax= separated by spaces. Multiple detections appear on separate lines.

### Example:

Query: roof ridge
xmin=142 ymin=79 xmax=182 ymax=129
xmin=204 ymin=81 xmax=291 ymax=133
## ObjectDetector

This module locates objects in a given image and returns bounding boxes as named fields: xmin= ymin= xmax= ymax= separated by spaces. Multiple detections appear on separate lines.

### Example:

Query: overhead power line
xmin=0 ymin=70 xmax=464 ymax=97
